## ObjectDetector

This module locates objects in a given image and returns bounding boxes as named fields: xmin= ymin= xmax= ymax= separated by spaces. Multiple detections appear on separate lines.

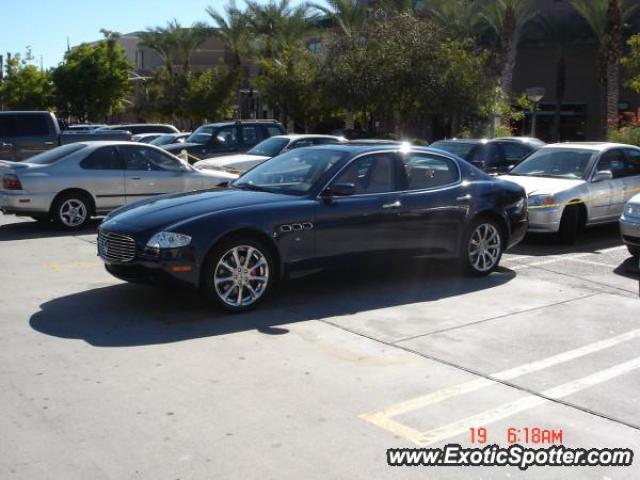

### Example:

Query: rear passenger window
xmin=13 ymin=114 xmax=50 ymax=137
xmin=0 ymin=116 xmax=16 ymax=137
xmin=401 ymin=153 xmax=459 ymax=190
xmin=241 ymin=126 xmax=262 ymax=146
xmin=599 ymin=149 xmax=626 ymax=178
xmin=266 ymin=126 xmax=283 ymax=137
xmin=80 ymin=147 xmax=124 ymax=170
xmin=499 ymin=142 xmax=532 ymax=162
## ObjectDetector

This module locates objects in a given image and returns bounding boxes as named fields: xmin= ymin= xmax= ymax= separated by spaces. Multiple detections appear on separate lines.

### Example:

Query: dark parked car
xmin=98 ymin=144 xmax=528 ymax=312
xmin=430 ymin=137 xmax=543 ymax=175
xmin=0 ymin=111 xmax=131 ymax=161
xmin=98 ymin=124 xmax=179 ymax=135
xmin=162 ymin=120 xmax=286 ymax=162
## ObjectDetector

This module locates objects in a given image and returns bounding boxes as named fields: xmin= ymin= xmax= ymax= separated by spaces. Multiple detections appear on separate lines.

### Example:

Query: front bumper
xmin=526 ymin=205 xmax=563 ymax=233
xmin=0 ymin=191 xmax=54 ymax=215
xmin=620 ymin=215 xmax=640 ymax=247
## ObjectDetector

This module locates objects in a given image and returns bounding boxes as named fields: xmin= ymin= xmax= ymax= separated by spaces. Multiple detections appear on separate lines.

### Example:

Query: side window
xmin=266 ymin=125 xmax=282 ymax=137
xmin=598 ymin=149 xmax=626 ymax=178
xmin=624 ymin=149 xmax=640 ymax=177
xmin=13 ymin=114 xmax=50 ymax=137
xmin=240 ymin=125 xmax=262 ymax=146
xmin=400 ymin=153 xmax=459 ymax=190
xmin=312 ymin=137 xmax=339 ymax=145
xmin=499 ymin=142 xmax=531 ymax=162
xmin=332 ymin=153 xmax=396 ymax=194
xmin=121 ymin=146 xmax=183 ymax=172
xmin=469 ymin=144 xmax=502 ymax=164
xmin=80 ymin=147 xmax=123 ymax=170
xmin=215 ymin=126 xmax=238 ymax=146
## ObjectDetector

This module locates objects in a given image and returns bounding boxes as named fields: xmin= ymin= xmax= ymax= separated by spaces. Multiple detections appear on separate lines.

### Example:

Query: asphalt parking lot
xmin=1 ymin=213 xmax=640 ymax=479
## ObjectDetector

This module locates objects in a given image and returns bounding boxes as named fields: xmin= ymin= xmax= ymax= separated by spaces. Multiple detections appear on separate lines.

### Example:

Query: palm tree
xmin=426 ymin=0 xmax=482 ymax=40
xmin=138 ymin=23 xmax=179 ymax=76
xmin=139 ymin=20 xmax=211 ymax=75
xmin=310 ymin=0 xmax=369 ymax=42
xmin=374 ymin=0 xmax=423 ymax=18
xmin=245 ymin=0 xmax=294 ymax=59
xmin=310 ymin=0 xmax=370 ymax=129
xmin=482 ymin=0 xmax=537 ymax=102
xmin=572 ymin=0 xmax=640 ymax=135
xmin=206 ymin=1 xmax=251 ymax=69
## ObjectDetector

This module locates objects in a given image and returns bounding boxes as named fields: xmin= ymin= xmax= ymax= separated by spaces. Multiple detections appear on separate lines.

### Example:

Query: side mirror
xmin=592 ymin=170 xmax=613 ymax=183
xmin=321 ymin=182 xmax=356 ymax=198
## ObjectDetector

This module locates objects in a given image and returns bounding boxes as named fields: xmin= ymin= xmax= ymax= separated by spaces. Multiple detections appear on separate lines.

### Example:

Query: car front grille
xmin=98 ymin=231 xmax=137 ymax=263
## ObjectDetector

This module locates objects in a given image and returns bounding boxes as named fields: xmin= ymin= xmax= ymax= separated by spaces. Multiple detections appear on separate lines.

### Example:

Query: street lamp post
xmin=525 ymin=87 xmax=545 ymax=139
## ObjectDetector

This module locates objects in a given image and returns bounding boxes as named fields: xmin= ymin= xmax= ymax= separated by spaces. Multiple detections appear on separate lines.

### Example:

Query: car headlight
xmin=625 ymin=203 xmax=640 ymax=219
xmin=146 ymin=232 xmax=192 ymax=249
xmin=528 ymin=194 xmax=555 ymax=207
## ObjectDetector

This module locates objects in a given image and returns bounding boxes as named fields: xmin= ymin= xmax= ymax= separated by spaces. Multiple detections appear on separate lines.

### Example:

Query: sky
xmin=0 ymin=0 xmax=304 ymax=69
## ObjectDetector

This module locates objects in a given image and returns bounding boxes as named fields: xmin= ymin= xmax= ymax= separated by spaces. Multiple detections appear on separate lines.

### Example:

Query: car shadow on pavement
xmin=30 ymin=258 xmax=516 ymax=347
xmin=0 ymin=217 xmax=101 ymax=241
xmin=509 ymin=223 xmax=622 ymax=257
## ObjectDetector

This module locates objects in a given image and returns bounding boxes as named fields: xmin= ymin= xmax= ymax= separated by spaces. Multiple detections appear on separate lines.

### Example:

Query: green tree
xmin=0 ymin=49 xmax=53 ymax=110
xmin=572 ymin=0 xmax=640 ymax=134
xmin=185 ymin=66 xmax=237 ymax=124
xmin=622 ymin=34 xmax=640 ymax=93
xmin=311 ymin=0 xmax=369 ymax=41
xmin=207 ymin=1 xmax=251 ymax=69
xmin=426 ymin=0 xmax=483 ymax=41
xmin=52 ymin=32 xmax=131 ymax=121
xmin=256 ymin=47 xmax=326 ymax=132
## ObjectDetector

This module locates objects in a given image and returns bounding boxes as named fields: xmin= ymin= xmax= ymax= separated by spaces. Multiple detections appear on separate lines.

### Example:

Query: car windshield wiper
xmin=233 ymin=183 xmax=272 ymax=193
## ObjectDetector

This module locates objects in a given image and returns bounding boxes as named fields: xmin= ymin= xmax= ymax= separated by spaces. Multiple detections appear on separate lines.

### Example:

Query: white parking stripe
xmin=420 ymin=356 xmax=640 ymax=445
xmin=506 ymin=245 xmax=627 ymax=271
xmin=361 ymin=328 xmax=640 ymax=442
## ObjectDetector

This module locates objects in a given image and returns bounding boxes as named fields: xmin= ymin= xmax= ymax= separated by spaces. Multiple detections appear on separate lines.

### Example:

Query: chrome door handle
xmin=130 ymin=177 xmax=142 ymax=180
xmin=457 ymin=194 xmax=472 ymax=202
xmin=382 ymin=200 xmax=401 ymax=209
xmin=1 ymin=142 xmax=13 ymax=148
xmin=44 ymin=141 xmax=54 ymax=146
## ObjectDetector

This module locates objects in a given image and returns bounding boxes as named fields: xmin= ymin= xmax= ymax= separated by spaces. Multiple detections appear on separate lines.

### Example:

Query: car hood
xmin=195 ymin=153 xmax=269 ymax=169
xmin=103 ymin=188 xmax=291 ymax=233
xmin=500 ymin=175 xmax=585 ymax=196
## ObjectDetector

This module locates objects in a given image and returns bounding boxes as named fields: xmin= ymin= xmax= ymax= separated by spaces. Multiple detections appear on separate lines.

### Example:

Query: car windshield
xmin=430 ymin=141 xmax=476 ymax=159
xmin=26 ymin=143 xmax=88 ymax=165
xmin=150 ymin=134 xmax=177 ymax=146
xmin=510 ymin=148 xmax=595 ymax=179
xmin=187 ymin=126 xmax=215 ymax=144
xmin=248 ymin=137 xmax=289 ymax=157
xmin=232 ymin=148 xmax=348 ymax=195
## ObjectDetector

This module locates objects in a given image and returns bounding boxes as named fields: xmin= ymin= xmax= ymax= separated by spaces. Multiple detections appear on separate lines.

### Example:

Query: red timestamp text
xmin=469 ymin=427 xmax=564 ymax=445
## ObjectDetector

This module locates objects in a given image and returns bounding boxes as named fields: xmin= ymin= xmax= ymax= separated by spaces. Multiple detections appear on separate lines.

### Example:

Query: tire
xmin=50 ymin=192 xmax=92 ymax=230
xmin=200 ymin=236 xmax=275 ymax=312
xmin=628 ymin=245 xmax=640 ymax=258
xmin=558 ymin=205 xmax=580 ymax=244
xmin=462 ymin=218 xmax=504 ymax=276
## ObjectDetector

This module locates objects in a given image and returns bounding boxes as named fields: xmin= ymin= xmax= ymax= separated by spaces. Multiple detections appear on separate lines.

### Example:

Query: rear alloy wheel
xmin=464 ymin=219 xmax=503 ymax=276
xmin=202 ymin=238 xmax=274 ymax=312
xmin=51 ymin=193 xmax=91 ymax=230
xmin=628 ymin=245 xmax=640 ymax=258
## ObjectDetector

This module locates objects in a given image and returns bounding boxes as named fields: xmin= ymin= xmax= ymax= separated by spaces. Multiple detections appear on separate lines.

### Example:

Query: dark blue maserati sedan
xmin=98 ymin=143 xmax=527 ymax=312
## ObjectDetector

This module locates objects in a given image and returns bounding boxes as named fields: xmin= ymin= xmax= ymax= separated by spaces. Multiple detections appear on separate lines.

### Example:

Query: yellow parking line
xmin=360 ymin=327 xmax=640 ymax=443
xmin=42 ymin=261 xmax=98 ymax=272
xmin=419 ymin=356 xmax=640 ymax=446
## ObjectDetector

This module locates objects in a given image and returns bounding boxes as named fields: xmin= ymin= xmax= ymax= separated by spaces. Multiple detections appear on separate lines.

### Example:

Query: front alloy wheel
xmin=465 ymin=220 xmax=503 ymax=275
xmin=203 ymin=238 xmax=274 ymax=312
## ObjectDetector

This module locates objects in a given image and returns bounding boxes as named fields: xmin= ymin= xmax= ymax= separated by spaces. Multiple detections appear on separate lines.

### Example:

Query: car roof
xmin=269 ymin=134 xmax=343 ymax=141
xmin=432 ymin=139 xmax=482 ymax=145
xmin=300 ymin=143 xmax=442 ymax=156
xmin=199 ymin=120 xmax=282 ymax=128
xmin=542 ymin=142 xmax=638 ymax=152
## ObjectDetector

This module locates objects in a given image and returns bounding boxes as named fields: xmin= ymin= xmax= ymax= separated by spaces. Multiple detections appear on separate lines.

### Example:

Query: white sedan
xmin=501 ymin=142 xmax=640 ymax=243
xmin=193 ymin=134 xmax=345 ymax=177
xmin=0 ymin=141 xmax=237 ymax=229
